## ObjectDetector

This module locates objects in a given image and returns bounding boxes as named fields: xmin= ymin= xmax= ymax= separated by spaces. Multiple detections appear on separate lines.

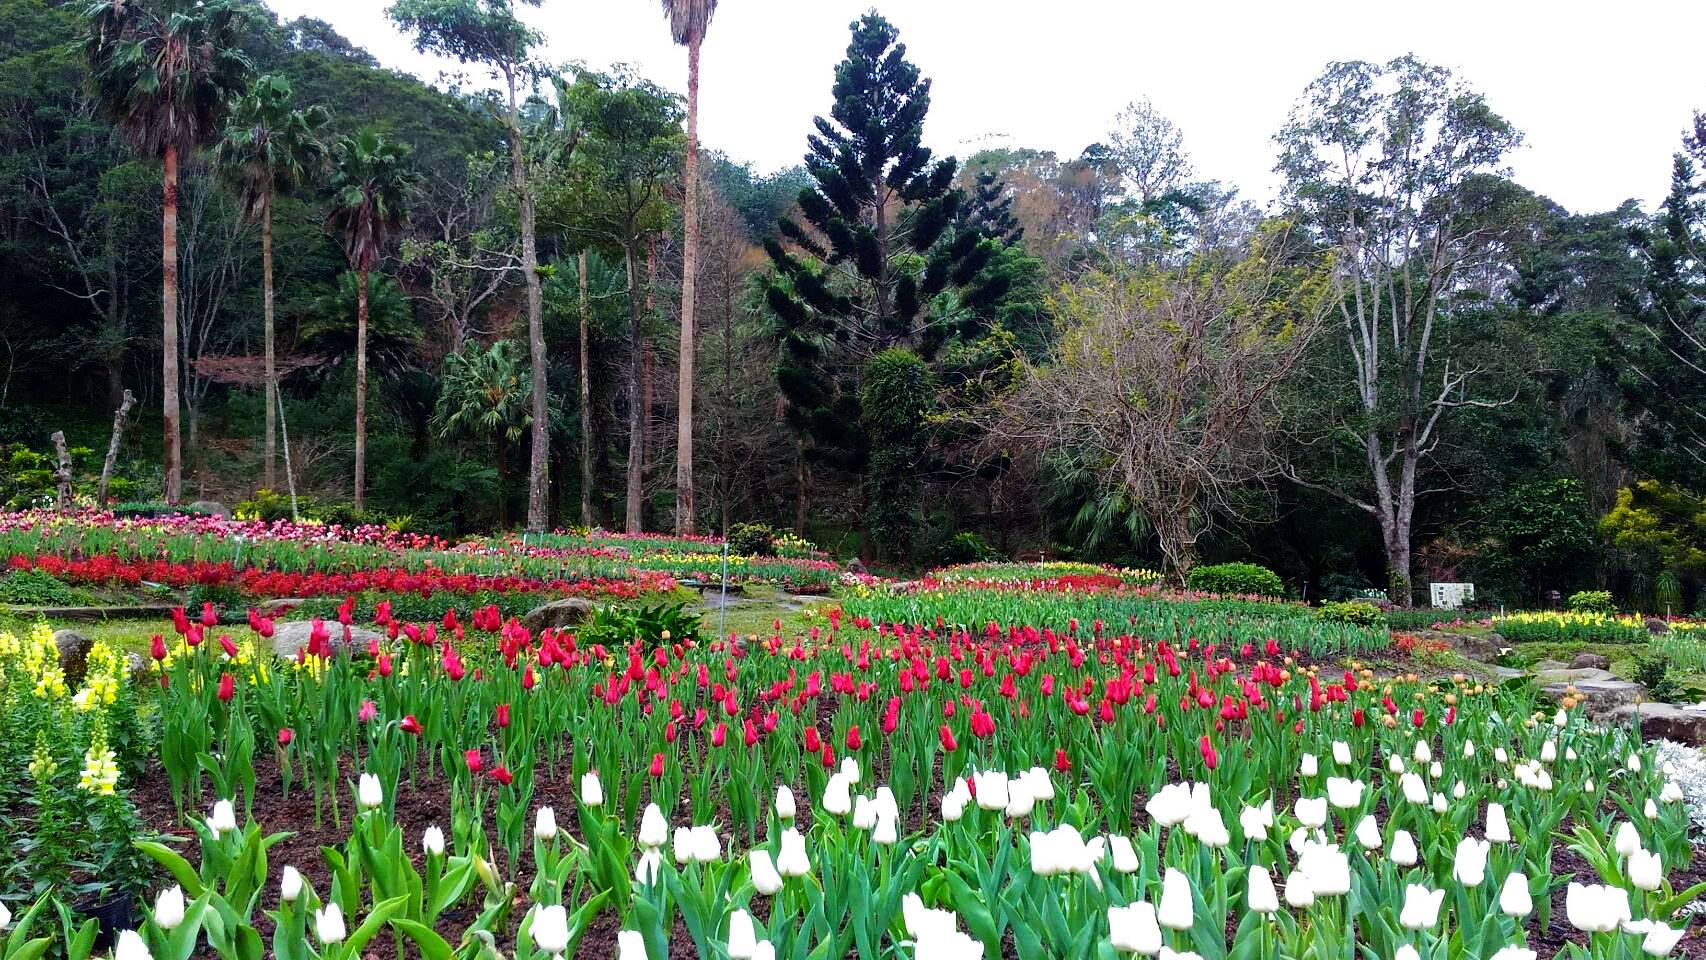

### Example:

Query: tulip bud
xmin=153 ymin=885 xmax=186 ymax=931
xmin=775 ymin=785 xmax=796 ymax=819
xmin=207 ymin=799 xmax=237 ymax=835
xmin=580 ymin=771 xmax=604 ymax=807
xmin=1247 ymin=866 xmax=1279 ymax=913
xmin=1158 ymin=868 xmax=1193 ymax=930
xmin=1390 ymin=829 xmax=1418 ymax=866
xmin=534 ymin=806 xmax=558 ymax=840
xmin=422 ymin=826 xmax=446 ymax=856
xmin=617 ymin=930 xmax=647 ymax=960
xmin=1399 ymin=883 xmax=1445 ymax=929
xmin=749 ymin=849 xmax=783 ymax=894
xmin=113 ymin=931 xmax=152 ymax=960
xmin=280 ymin=865 xmax=304 ymax=903
xmin=314 ymin=904 xmax=347 ymax=944
xmin=1499 ymin=871 xmax=1533 ymax=917
xmin=1629 ymin=848 xmax=1663 ymax=891
xmin=639 ymin=803 xmax=667 ymax=848
xmin=530 ymin=904 xmax=570 ymax=955
xmin=357 ymin=773 xmax=383 ymax=810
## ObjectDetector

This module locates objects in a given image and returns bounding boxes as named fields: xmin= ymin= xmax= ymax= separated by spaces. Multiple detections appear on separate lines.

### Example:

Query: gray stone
xmin=519 ymin=597 xmax=597 ymax=633
xmin=1415 ymin=629 xmax=1502 ymax=663
xmin=54 ymin=629 xmax=92 ymax=685
xmin=1541 ymin=677 xmax=1647 ymax=719
xmin=188 ymin=500 xmax=230 ymax=519
xmin=1570 ymin=652 xmax=1612 ymax=671
xmin=255 ymin=598 xmax=307 ymax=615
xmin=267 ymin=620 xmax=383 ymax=658
xmin=1610 ymin=702 xmax=1706 ymax=745
xmin=1647 ymin=617 xmax=1671 ymax=635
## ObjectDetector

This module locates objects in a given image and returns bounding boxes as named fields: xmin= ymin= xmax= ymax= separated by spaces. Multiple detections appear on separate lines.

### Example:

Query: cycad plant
xmin=435 ymin=340 xmax=532 ymax=529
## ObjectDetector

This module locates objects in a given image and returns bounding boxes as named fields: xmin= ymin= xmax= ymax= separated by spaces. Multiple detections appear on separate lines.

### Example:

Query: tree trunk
xmin=579 ymin=251 xmax=594 ymax=527
xmin=162 ymin=143 xmax=182 ymax=505
xmin=262 ymin=191 xmax=277 ymax=491
xmin=354 ymin=264 xmax=369 ymax=513
xmin=51 ymin=431 xmax=72 ymax=511
xmin=624 ymin=245 xmax=644 ymax=533
xmin=795 ymin=441 xmax=808 ymax=535
xmin=675 ymin=35 xmax=702 ymax=535
xmin=1386 ymin=503 xmax=1415 ymax=606
xmin=509 ymin=69 xmax=550 ymax=533
xmin=99 ymin=389 xmax=136 ymax=503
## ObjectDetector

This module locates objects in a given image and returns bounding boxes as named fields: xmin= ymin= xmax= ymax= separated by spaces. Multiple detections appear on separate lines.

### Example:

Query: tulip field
xmin=1 ymin=535 xmax=1704 ymax=959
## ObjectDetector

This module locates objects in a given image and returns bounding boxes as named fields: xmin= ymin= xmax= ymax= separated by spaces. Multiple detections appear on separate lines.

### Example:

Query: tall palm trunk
xmin=262 ymin=190 xmax=277 ymax=491
xmin=162 ymin=143 xmax=182 ymax=505
xmin=675 ymin=34 xmax=701 ymax=535
xmin=354 ymin=265 xmax=369 ymax=513
xmin=579 ymin=251 xmax=594 ymax=527
xmin=508 ymin=69 xmax=550 ymax=533
xmin=624 ymin=244 xmax=644 ymax=533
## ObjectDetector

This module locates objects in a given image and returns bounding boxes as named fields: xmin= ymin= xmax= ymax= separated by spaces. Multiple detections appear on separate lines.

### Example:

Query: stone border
xmin=0 ymin=604 xmax=180 ymax=621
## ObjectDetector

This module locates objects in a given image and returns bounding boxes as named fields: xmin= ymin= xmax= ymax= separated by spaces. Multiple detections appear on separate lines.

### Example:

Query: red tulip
xmin=277 ymin=727 xmax=294 ymax=746
xmin=1054 ymin=748 xmax=1071 ymax=772
xmin=149 ymin=634 xmax=168 ymax=661
xmin=219 ymin=634 xmax=239 ymax=659
xmin=401 ymin=715 xmax=423 ymax=735
xmin=939 ymin=724 xmax=958 ymax=752
xmin=491 ymin=764 xmax=513 ymax=785
xmin=712 ymin=722 xmax=727 ymax=747
xmin=495 ymin=703 xmax=511 ymax=729
xmin=846 ymin=725 xmax=862 ymax=750
xmin=1412 ymin=708 xmax=1425 ymax=729
xmin=216 ymin=672 xmax=235 ymax=702
xmin=201 ymin=602 xmax=218 ymax=628
xmin=649 ymin=752 xmax=665 ymax=778
xmin=464 ymin=749 xmax=483 ymax=774
xmin=804 ymin=727 xmax=821 ymax=753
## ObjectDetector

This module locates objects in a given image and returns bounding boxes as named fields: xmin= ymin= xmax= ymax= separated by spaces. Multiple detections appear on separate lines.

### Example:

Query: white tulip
xmin=1453 ymin=780 xmax=1467 ymax=800
xmin=1554 ymin=708 xmax=1568 ymax=727
xmin=1499 ymin=871 xmax=1533 ymax=918
xmin=1387 ymin=754 xmax=1406 ymax=775
xmin=1107 ymin=901 xmax=1162 ymax=955
xmin=1540 ymin=740 xmax=1557 ymax=764
xmin=852 ymin=795 xmax=877 ymax=830
xmin=752 ymin=941 xmax=775 ymax=960
xmin=639 ymin=803 xmax=668 ymax=848
xmin=973 ymin=770 xmax=1009 ymax=812
xmin=1284 ymin=870 xmax=1314 ymax=908
xmin=775 ymin=785 xmax=796 ymax=819
xmin=872 ymin=810 xmax=898 ymax=845
xmin=1247 ymin=866 xmax=1279 ymax=913
xmin=1294 ymin=796 xmax=1328 ymax=828
xmin=1399 ymin=883 xmax=1444 ymax=929
xmin=280 ymin=865 xmax=304 ymax=902
xmin=0 ymin=900 xmax=9 ymax=930
xmin=580 ymin=771 xmax=604 ymax=807
xmin=1110 ymin=835 xmax=1140 ymax=874
xmin=1615 ymin=821 xmax=1642 ymax=858
xmin=1390 ymin=829 xmax=1418 ymax=866
xmin=1494 ymin=747 xmax=1509 ymax=764
xmin=635 ymin=848 xmax=663 ymax=885
xmin=1005 ymin=778 xmax=1036 ymax=818
xmin=356 ymin=773 xmax=383 ymax=810
xmin=839 ymin=756 xmax=861 ymax=785
xmin=726 ymin=909 xmax=757 ymax=960
xmin=1485 ymin=803 xmax=1511 ymax=844
xmin=823 ymin=774 xmax=853 ymax=816
xmin=1453 ymin=837 xmax=1491 ymax=888
xmin=777 ymin=828 xmax=810 ymax=877
xmin=750 ymin=849 xmax=783 ymax=895
xmin=1629 ymin=848 xmax=1663 ymax=892
xmin=1332 ymin=741 xmax=1351 ymax=766
xmin=1463 ymin=740 xmax=1476 ymax=758
xmin=1413 ymin=741 xmax=1432 ymax=764
xmin=422 ymin=826 xmax=446 ymax=856
xmin=1184 ymin=805 xmax=1230 ymax=848
xmin=1643 ymin=921 xmax=1685 ymax=956
xmin=1660 ymin=781 xmax=1684 ymax=804
xmin=1146 ymin=782 xmax=1194 ymax=827
xmin=617 ymin=930 xmax=647 ymax=960
xmin=314 ymin=903 xmax=347 ymax=944
xmin=1326 ymin=777 xmax=1364 ymax=810
xmin=1239 ymin=801 xmax=1273 ymax=841
xmin=1025 ymin=767 xmax=1055 ymax=801
xmin=1429 ymin=762 xmax=1442 ymax=779
xmin=531 ymin=904 xmax=570 ymax=955
xmin=1157 ymin=868 xmax=1194 ymax=930
xmin=1354 ymin=814 xmax=1382 ymax=850
xmin=1628 ymin=753 xmax=1643 ymax=773
xmin=692 ymin=825 xmax=722 ymax=862
xmin=1401 ymin=772 xmax=1428 ymax=805
xmin=1432 ymin=792 xmax=1448 ymax=814
xmin=876 ymin=786 xmax=899 ymax=821
xmin=1491 ymin=948 xmax=1538 ymax=960
xmin=1645 ymin=798 xmax=1659 ymax=818
xmin=672 ymin=826 xmax=694 ymax=864
xmin=207 ymin=799 xmax=237 ymax=835
xmin=1396 ymin=947 xmax=1421 ymax=960
xmin=153 ymin=885 xmax=186 ymax=931
xmin=534 ymin=806 xmax=559 ymax=840
xmin=1298 ymin=842 xmax=1351 ymax=897
xmin=113 ymin=931 xmax=152 ymax=960
xmin=1300 ymin=753 xmax=1318 ymax=777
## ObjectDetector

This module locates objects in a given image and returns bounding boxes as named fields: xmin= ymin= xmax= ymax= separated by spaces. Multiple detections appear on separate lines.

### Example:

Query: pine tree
xmin=966 ymin=169 xmax=1023 ymax=244
xmin=761 ymin=12 xmax=1005 ymax=559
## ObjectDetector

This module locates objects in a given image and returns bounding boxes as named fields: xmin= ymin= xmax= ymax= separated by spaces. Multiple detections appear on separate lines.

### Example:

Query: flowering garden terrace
xmin=2 ymin=550 xmax=1705 ymax=960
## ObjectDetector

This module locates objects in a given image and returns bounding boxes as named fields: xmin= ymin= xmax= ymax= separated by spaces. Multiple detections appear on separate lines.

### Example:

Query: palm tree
xmin=82 ymin=0 xmax=251 ymax=505
xmin=324 ymin=129 xmax=413 ymax=514
xmin=215 ymin=75 xmax=330 ymax=492
xmin=435 ymin=340 xmax=531 ymax=529
xmin=660 ymin=0 xmax=718 ymax=535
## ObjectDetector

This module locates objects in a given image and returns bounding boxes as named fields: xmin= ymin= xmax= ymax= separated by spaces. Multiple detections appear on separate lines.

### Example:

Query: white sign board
xmin=1430 ymin=582 xmax=1474 ymax=610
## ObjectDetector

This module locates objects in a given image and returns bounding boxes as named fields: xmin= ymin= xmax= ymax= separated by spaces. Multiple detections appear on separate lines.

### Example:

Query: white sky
xmin=263 ymin=0 xmax=1706 ymax=214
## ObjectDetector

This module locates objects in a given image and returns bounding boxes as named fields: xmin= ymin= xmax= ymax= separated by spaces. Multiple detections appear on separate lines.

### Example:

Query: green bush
xmin=1316 ymin=600 xmax=1384 ymax=627
xmin=1187 ymin=562 xmax=1285 ymax=598
xmin=580 ymin=601 xmax=702 ymax=649
xmin=187 ymin=583 xmax=249 ymax=619
xmin=1566 ymin=590 xmax=1616 ymax=615
xmin=0 ymin=569 xmax=92 ymax=606
xmin=937 ymin=531 xmax=1002 ymax=566
xmin=1633 ymin=653 xmax=1684 ymax=702
xmin=728 ymin=522 xmax=778 ymax=557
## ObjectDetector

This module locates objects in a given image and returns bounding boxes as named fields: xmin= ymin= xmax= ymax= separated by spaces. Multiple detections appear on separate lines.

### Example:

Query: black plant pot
xmin=74 ymin=889 xmax=134 ymax=950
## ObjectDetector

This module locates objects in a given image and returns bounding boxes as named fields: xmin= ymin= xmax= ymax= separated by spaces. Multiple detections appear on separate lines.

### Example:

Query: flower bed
xmin=4 ymin=587 xmax=1701 ymax=958
xmin=1496 ymin=610 xmax=1706 ymax=646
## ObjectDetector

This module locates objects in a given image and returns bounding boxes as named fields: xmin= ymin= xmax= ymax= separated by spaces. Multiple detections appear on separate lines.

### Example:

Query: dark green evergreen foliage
xmin=1467 ymin=478 xmax=1600 ymax=604
xmin=1186 ymin=562 xmax=1286 ymax=599
xmin=967 ymin=169 xmax=1023 ymax=244
xmin=300 ymin=271 xmax=421 ymax=377
xmin=1611 ymin=116 xmax=1706 ymax=483
xmin=861 ymin=347 xmax=934 ymax=564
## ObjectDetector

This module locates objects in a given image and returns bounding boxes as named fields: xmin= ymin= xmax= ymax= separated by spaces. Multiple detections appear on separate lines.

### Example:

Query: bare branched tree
xmin=995 ymin=226 xmax=1329 ymax=578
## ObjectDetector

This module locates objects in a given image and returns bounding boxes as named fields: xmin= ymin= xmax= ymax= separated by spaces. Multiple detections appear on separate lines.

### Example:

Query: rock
xmin=1570 ymin=652 xmax=1612 ymax=670
xmin=267 ymin=620 xmax=384 ymax=658
xmin=520 ymin=597 xmax=597 ymax=633
xmin=1647 ymin=617 xmax=1671 ymax=635
xmin=125 ymin=652 xmax=149 ymax=684
xmin=1416 ymin=629 xmax=1502 ymax=663
xmin=255 ymin=598 xmax=307 ymax=615
xmin=54 ymin=629 xmax=93 ymax=685
xmin=1540 ymin=677 xmax=1646 ymax=719
xmin=1610 ymin=702 xmax=1706 ymax=745
xmin=1533 ymin=666 xmax=1618 ymax=686
xmin=188 ymin=500 xmax=230 ymax=519
xmin=846 ymin=558 xmax=868 ymax=576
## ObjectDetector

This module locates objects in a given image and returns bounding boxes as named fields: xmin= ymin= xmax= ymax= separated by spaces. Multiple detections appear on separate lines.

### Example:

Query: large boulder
xmin=268 ymin=621 xmax=384 ymax=659
xmin=1569 ymin=652 xmax=1612 ymax=671
xmin=188 ymin=500 xmax=231 ymax=520
xmin=54 ymin=629 xmax=93 ymax=685
xmin=1540 ymin=676 xmax=1647 ymax=719
xmin=520 ymin=597 xmax=597 ymax=633
xmin=1610 ymin=702 xmax=1706 ymax=745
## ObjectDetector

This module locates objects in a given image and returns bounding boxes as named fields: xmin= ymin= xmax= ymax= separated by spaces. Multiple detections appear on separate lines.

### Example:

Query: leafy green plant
xmin=580 ymin=601 xmax=702 ymax=649
xmin=727 ymin=523 xmax=777 ymax=557
xmin=0 ymin=570 xmax=93 ymax=607
xmin=1315 ymin=600 xmax=1383 ymax=627
xmin=1634 ymin=653 xmax=1684 ymax=702
xmin=1566 ymin=590 xmax=1615 ymax=615
xmin=936 ymin=531 xmax=1002 ymax=566
xmin=186 ymin=583 xmax=248 ymax=616
xmin=1186 ymin=562 xmax=1285 ymax=598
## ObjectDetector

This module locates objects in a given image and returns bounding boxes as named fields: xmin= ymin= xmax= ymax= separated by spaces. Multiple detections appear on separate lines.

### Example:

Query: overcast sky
xmin=264 ymin=0 xmax=1705 ymax=214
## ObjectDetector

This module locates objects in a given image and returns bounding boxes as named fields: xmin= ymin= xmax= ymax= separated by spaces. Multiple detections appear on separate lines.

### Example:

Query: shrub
xmin=1187 ymin=562 xmax=1285 ymax=598
xmin=0 ymin=569 xmax=92 ymax=606
xmin=937 ymin=531 xmax=1002 ymax=566
xmin=1316 ymin=600 xmax=1384 ymax=627
xmin=728 ymin=522 xmax=778 ymax=557
xmin=187 ymin=583 xmax=249 ymax=619
xmin=1566 ymin=590 xmax=1616 ymax=615
xmin=1633 ymin=653 xmax=1684 ymax=702
xmin=580 ymin=601 xmax=702 ymax=649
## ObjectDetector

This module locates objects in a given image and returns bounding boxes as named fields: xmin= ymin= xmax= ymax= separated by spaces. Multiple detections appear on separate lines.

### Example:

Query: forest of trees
xmin=2 ymin=0 xmax=1705 ymax=608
